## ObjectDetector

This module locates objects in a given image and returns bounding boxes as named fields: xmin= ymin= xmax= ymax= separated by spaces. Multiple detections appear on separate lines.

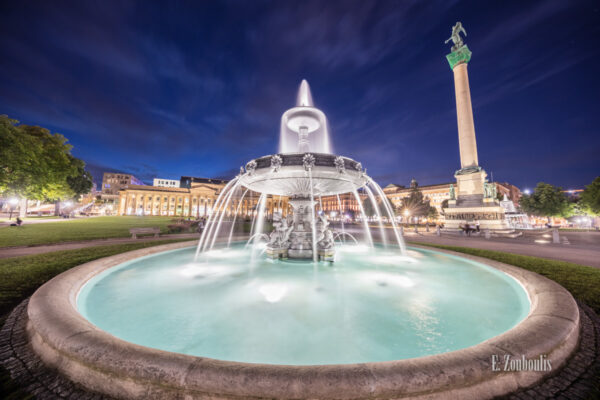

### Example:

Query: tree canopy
xmin=360 ymin=195 xmax=396 ymax=220
xmin=519 ymin=182 xmax=572 ymax=219
xmin=397 ymin=182 xmax=437 ymax=220
xmin=580 ymin=176 xmax=600 ymax=216
xmin=0 ymin=115 xmax=93 ymax=202
xmin=361 ymin=196 xmax=377 ymax=218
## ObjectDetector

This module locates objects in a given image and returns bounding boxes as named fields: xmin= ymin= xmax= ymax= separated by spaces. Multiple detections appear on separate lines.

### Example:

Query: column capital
xmin=446 ymin=45 xmax=472 ymax=70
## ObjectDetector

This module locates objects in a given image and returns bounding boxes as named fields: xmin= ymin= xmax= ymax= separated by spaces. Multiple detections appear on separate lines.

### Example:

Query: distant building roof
xmin=384 ymin=183 xmax=405 ymax=189
xmin=122 ymin=185 xmax=189 ymax=193
xmin=180 ymin=176 xmax=229 ymax=188
xmin=386 ymin=182 xmax=454 ymax=192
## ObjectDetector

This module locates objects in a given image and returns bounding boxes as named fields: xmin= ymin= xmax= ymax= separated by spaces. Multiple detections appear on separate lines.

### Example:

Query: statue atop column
xmin=445 ymin=22 xmax=472 ymax=70
xmin=445 ymin=22 xmax=467 ymax=51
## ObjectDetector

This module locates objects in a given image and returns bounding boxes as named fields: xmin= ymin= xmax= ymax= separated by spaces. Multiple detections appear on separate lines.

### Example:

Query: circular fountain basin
xmin=77 ymin=244 xmax=529 ymax=365
xmin=241 ymin=153 xmax=366 ymax=197
xmin=27 ymin=241 xmax=580 ymax=399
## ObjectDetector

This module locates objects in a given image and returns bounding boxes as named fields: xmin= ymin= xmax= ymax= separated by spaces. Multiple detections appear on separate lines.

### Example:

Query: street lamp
xmin=404 ymin=209 xmax=411 ymax=224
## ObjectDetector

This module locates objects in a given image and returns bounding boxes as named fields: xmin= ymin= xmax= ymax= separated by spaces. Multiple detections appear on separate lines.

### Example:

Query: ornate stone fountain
xmin=196 ymin=80 xmax=404 ymax=262
xmin=239 ymin=82 xmax=372 ymax=261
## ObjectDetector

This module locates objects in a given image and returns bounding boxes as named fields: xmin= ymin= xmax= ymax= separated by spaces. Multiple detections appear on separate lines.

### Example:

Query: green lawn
xmin=0 ymin=238 xmax=193 ymax=400
xmin=409 ymin=242 xmax=600 ymax=314
xmin=0 ymin=216 xmax=176 ymax=247
xmin=0 ymin=239 xmax=193 ymax=318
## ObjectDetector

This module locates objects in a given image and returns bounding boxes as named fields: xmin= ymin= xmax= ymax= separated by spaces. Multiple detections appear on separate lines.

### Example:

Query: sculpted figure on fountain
xmin=334 ymin=156 xmax=345 ymax=174
xmin=317 ymin=214 xmax=335 ymax=250
xmin=268 ymin=212 xmax=293 ymax=249
xmin=270 ymin=155 xmax=283 ymax=172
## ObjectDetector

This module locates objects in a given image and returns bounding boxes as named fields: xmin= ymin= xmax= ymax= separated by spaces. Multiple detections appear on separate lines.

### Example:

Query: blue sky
xmin=0 ymin=0 xmax=598 ymax=190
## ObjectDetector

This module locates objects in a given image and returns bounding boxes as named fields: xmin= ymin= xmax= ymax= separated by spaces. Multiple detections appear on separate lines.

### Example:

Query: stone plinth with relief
xmin=442 ymin=23 xmax=512 ymax=233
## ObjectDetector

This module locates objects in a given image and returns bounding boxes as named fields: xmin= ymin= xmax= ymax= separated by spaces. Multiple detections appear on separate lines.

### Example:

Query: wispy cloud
xmin=0 ymin=0 xmax=597 ymax=188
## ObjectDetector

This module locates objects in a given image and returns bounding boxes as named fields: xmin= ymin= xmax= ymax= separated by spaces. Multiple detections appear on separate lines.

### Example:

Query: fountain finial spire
xmin=296 ymin=79 xmax=314 ymax=107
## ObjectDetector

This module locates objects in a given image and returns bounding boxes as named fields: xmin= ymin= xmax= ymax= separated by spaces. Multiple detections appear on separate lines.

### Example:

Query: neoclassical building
xmin=118 ymin=181 xmax=291 ymax=219
xmin=383 ymin=179 xmax=521 ymax=213
xmin=117 ymin=175 xmax=520 ymax=221
xmin=384 ymin=180 xmax=453 ymax=213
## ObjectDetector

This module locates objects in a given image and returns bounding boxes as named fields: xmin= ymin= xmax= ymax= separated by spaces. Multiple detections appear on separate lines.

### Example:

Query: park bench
xmin=129 ymin=227 xmax=160 ymax=239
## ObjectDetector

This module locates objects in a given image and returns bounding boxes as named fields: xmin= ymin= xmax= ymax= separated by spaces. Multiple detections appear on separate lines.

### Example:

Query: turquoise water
xmin=77 ymin=244 xmax=530 ymax=365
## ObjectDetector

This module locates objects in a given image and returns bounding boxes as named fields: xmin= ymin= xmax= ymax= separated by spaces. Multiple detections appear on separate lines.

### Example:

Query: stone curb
xmin=19 ymin=243 xmax=582 ymax=399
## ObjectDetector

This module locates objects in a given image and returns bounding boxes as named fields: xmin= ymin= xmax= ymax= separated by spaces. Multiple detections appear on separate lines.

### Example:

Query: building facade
xmin=102 ymin=173 xmax=145 ymax=201
xmin=496 ymin=182 xmax=522 ymax=207
xmin=153 ymin=178 xmax=180 ymax=188
xmin=384 ymin=181 xmax=453 ymax=213
xmin=384 ymin=180 xmax=521 ymax=216
xmin=118 ymin=181 xmax=290 ymax=219
xmin=318 ymin=192 xmax=366 ymax=217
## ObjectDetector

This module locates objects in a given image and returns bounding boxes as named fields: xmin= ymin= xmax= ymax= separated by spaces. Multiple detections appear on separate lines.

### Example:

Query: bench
xmin=129 ymin=227 xmax=160 ymax=239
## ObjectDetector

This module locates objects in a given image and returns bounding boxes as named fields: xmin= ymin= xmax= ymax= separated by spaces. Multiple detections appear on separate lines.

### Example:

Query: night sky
xmin=1 ymin=1 xmax=598 ymax=190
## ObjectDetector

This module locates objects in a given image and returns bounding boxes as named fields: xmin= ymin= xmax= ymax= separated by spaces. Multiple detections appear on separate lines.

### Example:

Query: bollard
xmin=426 ymin=224 xmax=429 ymax=232
xmin=552 ymin=228 xmax=560 ymax=244
xmin=484 ymin=229 xmax=491 ymax=239
xmin=400 ymin=226 xmax=404 ymax=236
xmin=414 ymin=225 xmax=418 ymax=233
xmin=436 ymin=225 xmax=441 ymax=236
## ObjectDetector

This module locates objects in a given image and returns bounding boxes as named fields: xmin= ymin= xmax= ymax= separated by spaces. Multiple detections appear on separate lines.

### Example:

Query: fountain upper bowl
xmin=283 ymin=107 xmax=324 ymax=133
xmin=241 ymin=153 xmax=367 ymax=197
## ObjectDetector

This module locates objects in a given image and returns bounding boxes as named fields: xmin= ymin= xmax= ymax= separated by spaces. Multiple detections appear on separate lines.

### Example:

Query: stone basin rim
xmin=26 ymin=240 xmax=580 ymax=399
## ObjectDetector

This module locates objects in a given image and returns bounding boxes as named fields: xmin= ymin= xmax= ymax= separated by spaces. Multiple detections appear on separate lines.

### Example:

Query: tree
xmin=580 ymin=177 xmax=600 ymax=216
xmin=427 ymin=206 xmax=439 ymax=220
xmin=66 ymin=156 xmax=94 ymax=198
xmin=397 ymin=182 xmax=433 ymax=221
xmin=519 ymin=182 xmax=573 ymax=221
xmin=0 ymin=115 xmax=93 ymax=216
xmin=361 ymin=196 xmax=376 ymax=219
xmin=440 ymin=199 xmax=449 ymax=215
xmin=380 ymin=196 xmax=396 ymax=217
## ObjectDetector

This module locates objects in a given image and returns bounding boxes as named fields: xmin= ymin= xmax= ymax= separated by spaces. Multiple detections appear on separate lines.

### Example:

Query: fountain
xmin=196 ymin=79 xmax=405 ymax=262
xmin=22 ymin=80 xmax=580 ymax=400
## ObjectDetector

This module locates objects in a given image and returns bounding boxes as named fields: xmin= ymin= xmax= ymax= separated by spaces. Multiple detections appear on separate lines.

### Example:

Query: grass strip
xmin=0 ymin=239 xmax=193 ymax=318
xmin=0 ymin=216 xmax=178 ymax=247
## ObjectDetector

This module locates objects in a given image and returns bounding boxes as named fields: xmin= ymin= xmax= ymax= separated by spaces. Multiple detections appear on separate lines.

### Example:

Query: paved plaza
xmin=1 ymin=226 xmax=598 ymax=269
